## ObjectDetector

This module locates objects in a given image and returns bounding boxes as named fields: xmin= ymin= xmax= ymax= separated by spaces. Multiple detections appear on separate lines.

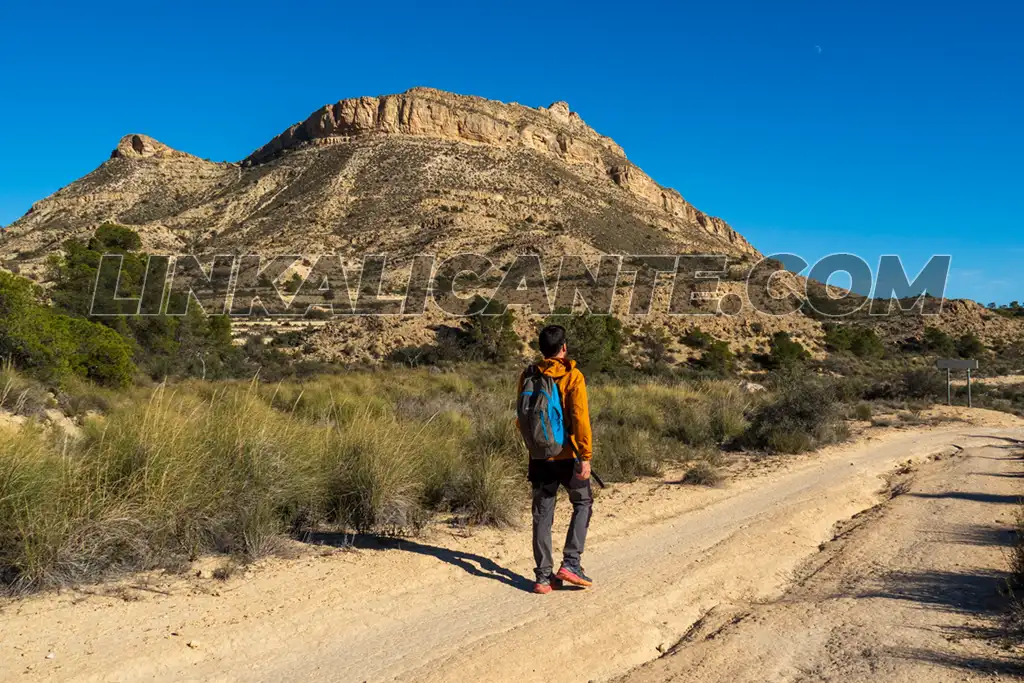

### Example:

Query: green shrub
xmin=92 ymin=222 xmax=142 ymax=252
xmin=693 ymin=340 xmax=736 ymax=375
xmin=854 ymin=402 xmax=873 ymax=421
xmin=823 ymin=324 xmax=885 ymax=358
xmin=681 ymin=327 xmax=713 ymax=349
xmin=0 ymin=272 xmax=75 ymax=381
xmin=955 ymin=332 xmax=985 ymax=359
xmin=541 ymin=312 xmax=624 ymax=373
xmin=757 ymin=331 xmax=810 ymax=369
xmin=0 ymin=271 xmax=137 ymax=387
xmin=744 ymin=379 xmax=847 ymax=453
xmin=68 ymin=318 xmax=135 ymax=388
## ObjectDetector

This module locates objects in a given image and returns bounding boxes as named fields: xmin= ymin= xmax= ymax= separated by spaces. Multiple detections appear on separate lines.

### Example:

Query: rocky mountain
xmin=0 ymin=87 xmax=757 ymax=271
xmin=1 ymin=87 xmax=1019 ymax=365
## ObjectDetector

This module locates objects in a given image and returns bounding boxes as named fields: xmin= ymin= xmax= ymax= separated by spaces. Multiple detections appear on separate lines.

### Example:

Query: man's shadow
xmin=305 ymin=532 xmax=536 ymax=593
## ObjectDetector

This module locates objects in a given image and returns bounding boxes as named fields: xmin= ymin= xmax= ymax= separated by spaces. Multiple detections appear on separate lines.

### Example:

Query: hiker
xmin=517 ymin=324 xmax=594 ymax=594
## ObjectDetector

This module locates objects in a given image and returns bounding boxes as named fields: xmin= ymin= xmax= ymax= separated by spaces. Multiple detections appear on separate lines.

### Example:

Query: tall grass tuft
xmin=451 ymin=452 xmax=521 ymax=526
xmin=327 ymin=414 xmax=432 ymax=534
xmin=0 ymin=425 xmax=149 ymax=592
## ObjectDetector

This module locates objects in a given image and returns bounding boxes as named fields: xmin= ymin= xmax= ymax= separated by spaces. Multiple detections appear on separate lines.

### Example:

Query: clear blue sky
xmin=1 ymin=1 xmax=1021 ymax=304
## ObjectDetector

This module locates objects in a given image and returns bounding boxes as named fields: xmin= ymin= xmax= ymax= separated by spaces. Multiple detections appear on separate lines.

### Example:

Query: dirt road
xmin=2 ymin=412 xmax=1022 ymax=682
xmin=617 ymin=434 xmax=1024 ymax=682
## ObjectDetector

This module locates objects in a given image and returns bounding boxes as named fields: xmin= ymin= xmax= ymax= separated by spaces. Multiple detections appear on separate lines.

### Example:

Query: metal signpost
xmin=936 ymin=359 xmax=979 ymax=407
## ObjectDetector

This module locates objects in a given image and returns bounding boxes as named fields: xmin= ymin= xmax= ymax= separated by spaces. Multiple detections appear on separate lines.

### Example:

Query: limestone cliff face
xmin=2 ymin=87 xmax=759 ymax=271
xmin=244 ymin=88 xmax=757 ymax=255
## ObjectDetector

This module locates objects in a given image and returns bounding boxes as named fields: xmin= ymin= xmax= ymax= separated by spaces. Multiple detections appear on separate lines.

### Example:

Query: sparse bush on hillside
xmin=681 ymin=327 xmax=713 ymax=349
xmin=866 ymin=367 xmax=945 ymax=402
xmin=461 ymin=297 xmax=521 ymax=363
xmin=541 ymin=311 xmax=625 ymax=374
xmin=901 ymin=368 xmax=946 ymax=399
xmin=756 ymin=331 xmax=810 ymax=370
xmin=955 ymin=332 xmax=985 ymax=359
xmin=392 ymin=297 xmax=522 ymax=367
xmin=922 ymin=326 xmax=956 ymax=356
xmin=693 ymin=340 xmax=736 ymax=376
xmin=636 ymin=323 xmax=674 ymax=374
xmin=823 ymin=323 xmax=885 ymax=358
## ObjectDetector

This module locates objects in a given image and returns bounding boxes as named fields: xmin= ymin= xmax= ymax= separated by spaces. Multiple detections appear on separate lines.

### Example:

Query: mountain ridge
xmin=1 ymin=88 xmax=757 ymax=270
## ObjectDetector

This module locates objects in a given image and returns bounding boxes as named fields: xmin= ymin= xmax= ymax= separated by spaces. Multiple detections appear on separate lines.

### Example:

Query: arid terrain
xmin=2 ymin=88 xmax=1021 ymax=364
xmin=2 ymin=407 xmax=1021 ymax=682
xmin=0 ymin=86 xmax=1021 ymax=682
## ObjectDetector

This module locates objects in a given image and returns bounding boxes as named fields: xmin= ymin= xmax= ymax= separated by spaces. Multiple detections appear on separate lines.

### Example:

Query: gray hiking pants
xmin=531 ymin=471 xmax=593 ymax=582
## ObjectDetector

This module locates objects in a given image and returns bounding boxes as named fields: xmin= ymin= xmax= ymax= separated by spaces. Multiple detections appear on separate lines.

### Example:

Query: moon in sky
xmin=815 ymin=45 xmax=822 ymax=54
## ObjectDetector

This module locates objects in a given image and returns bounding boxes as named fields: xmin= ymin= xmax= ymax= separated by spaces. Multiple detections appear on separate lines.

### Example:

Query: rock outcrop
xmin=243 ymin=88 xmax=755 ymax=254
xmin=0 ymin=88 xmax=760 ymax=268
xmin=111 ymin=134 xmax=191 ymax=160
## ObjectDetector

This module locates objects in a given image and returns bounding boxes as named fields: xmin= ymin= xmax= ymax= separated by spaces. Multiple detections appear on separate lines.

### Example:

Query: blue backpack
xmin=517 ymin=365 xmax=567 ymax=459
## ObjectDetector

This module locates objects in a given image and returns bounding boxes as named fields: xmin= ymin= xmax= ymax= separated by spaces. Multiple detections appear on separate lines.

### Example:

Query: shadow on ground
xmin=855 ymin=569 xmax=1008 ymax=616
xmin=907 ymin=491 xmax=1023 ymax=505
xmin=888 ymin=647 xmax=1024 ymax=676
xmin=939 ymin=524 xmax=1019 ymax=548
xmin=304 ymin=532 xmax=535 ymax=592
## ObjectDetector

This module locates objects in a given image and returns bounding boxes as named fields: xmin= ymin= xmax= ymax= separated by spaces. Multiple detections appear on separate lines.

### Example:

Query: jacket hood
xmin=535 ymin=357 xmax=576 ymax=378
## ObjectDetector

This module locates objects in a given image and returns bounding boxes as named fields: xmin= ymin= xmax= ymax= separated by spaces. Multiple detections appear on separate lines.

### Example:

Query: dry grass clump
xmin=0 ymin=362 xmax=51 ymax=416
xmin=743 ymin=378 xmax=849 ymax=454
xmin=0 ymin=364 xmax=868 ymax=593
xmin=591 ymin=378 xmax=747 ymax=480
xmin=681 ymin=460 xmax=723 ymax=486
xmin=0 ymin=383 xmax=332 ymax=592
xmin=0 ymin=424 xmax=150 ymax=592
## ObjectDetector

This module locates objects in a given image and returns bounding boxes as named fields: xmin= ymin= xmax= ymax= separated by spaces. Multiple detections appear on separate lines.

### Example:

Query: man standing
xmin=517 ymin=324 xmax=594 ymax=594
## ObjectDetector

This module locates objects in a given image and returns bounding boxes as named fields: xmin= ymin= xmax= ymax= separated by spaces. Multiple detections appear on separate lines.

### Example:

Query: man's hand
xmin=574 ymin=459 xmax=591 ymax=481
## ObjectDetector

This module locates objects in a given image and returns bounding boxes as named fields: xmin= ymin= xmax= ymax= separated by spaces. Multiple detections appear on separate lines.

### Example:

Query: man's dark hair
xmin=538 ymin=325 xmax=567 ymax=358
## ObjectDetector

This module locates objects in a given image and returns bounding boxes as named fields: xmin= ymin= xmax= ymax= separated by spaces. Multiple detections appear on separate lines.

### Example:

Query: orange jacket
xmin=517 ymin=358 xmax=593 ymax=461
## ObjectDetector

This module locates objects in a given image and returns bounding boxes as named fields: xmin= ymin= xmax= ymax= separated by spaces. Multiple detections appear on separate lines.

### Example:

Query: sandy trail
xmin=617 ymin=435 xmax=1024 ymax=682
xmin=2 ymin=411 xmax=1022 ymax=682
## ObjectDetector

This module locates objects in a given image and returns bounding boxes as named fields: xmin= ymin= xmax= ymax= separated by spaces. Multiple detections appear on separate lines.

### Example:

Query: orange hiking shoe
xmin=554 ymin=565 xmax=593 ymax=587
xmin=533 ymin=580 xmax=553 ymax=594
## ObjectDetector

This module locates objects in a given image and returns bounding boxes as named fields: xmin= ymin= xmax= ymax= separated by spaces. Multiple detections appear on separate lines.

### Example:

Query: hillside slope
xmin=0 ymin=88 xmax=757 ymax=268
